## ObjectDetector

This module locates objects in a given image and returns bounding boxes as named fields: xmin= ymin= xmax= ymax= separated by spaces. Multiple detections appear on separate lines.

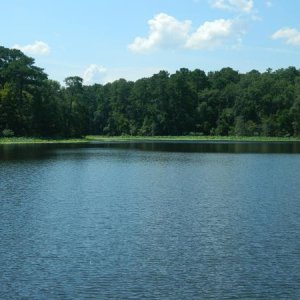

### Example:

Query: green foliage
xmin=1 ymin=45 xmax=300 ymax=138
xmin=2 ymin=128 xmax=14 ymax=137
xmin=0 ymin=46 xmax=48 ymax=136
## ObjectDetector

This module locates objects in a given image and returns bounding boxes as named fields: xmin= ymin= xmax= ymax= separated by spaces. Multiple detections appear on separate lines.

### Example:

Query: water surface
xmin=0 ymin=142 xmax=299 ymax=299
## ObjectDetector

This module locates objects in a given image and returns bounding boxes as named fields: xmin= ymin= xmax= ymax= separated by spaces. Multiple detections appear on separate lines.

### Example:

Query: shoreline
xmin=1 ymin=135 xmax=300 ymax=145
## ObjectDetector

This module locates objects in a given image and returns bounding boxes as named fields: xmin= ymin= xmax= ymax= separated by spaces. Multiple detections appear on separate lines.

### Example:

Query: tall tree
xmin=0 ymin=46 xmax=47 ymax=135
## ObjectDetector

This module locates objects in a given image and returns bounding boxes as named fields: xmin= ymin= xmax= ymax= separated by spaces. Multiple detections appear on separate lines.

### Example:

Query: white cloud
xmin=210 ymin=0 xmax=254 ymax=13
xmin=129 ymin=13 xmax=244 ymax=53
xmin=272 ymin=28 xmax=300 ymax=46
xmin=12 ymin=41 xmax=50 ymax=55
xmin=83 ymin=64 xmax=107 ymax=85
xmin=128 ymin=13 xmax=191 ymax=53
xmin=185 ymin=19 xmax=243 ymax=50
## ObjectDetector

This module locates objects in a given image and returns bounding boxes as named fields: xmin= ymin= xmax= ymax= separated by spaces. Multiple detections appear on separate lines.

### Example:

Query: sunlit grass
xmin=0 ymin=137 xmax=88 ymax=144
xmin=0 ymin=135 xmax=299 ymax=145
xmin=85 ymin=135 xmax=300 ymax=142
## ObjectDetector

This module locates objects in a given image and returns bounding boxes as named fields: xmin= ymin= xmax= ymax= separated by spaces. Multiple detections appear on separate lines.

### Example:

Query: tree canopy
xmin=1 ymin=46 xmax=300 ymax=137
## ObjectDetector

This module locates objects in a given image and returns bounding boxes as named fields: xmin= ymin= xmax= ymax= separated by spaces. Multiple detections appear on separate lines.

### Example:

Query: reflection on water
xmin=0 ymin=142 xmax=300 ymax=299
xmin=1 ymin=141 xmax=300 ymax=161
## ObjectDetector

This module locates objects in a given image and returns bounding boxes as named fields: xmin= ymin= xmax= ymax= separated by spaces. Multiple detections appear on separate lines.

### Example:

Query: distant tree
xmin=0 ymin=46 xmax=47 ymax=135
xmin=1 ymin=45 xmax=300 ymax=138
xmin=63 ymin=76 xmax=88 ymax=136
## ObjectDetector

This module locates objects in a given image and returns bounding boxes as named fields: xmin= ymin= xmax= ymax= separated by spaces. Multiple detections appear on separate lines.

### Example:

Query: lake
xmin=0 ymin=142 xmax=300 ymax=299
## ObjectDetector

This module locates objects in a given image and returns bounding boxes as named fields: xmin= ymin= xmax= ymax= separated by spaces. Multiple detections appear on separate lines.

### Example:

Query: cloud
xmin=129 ymin=13 xmax=245 ymax=53
xmin=12 ymin=41 xmax=50 ymax=55
xmin=272 ymin=28 xmax=300 ymax=46
xmin=83 ymin=64 xmax=107 ymax=85
xmin=128 ymin=13 xmax=191 ymax=53
xmin=210 ymin=0 xmax=254 ymax=13
xmin=185 ymin=19 xmax=243 ymax=50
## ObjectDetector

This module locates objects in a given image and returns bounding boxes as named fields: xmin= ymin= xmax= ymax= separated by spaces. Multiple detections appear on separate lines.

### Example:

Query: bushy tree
xmin=1 ymin=45 xmax=300 ymax=138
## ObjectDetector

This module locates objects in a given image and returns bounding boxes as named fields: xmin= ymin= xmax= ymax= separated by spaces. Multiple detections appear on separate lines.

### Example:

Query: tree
xmin=63 ymin=76 xmax=88 ymax=136
xmin=1 ymin=44 xmax=300 ymax=138
xmin=0 ymin=46 xmax=48 ymax=135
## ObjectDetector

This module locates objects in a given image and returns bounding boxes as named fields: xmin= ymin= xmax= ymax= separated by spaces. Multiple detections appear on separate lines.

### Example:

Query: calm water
xmin=0 ymin=142 xmax=300 ymax=299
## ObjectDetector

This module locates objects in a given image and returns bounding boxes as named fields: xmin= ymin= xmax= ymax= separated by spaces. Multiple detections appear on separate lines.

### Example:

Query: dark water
xmin=0 ymin=142 xmax=300 ymax=299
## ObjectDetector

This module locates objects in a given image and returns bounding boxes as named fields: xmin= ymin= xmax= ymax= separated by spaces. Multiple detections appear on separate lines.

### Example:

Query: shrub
xmin=2 ymin=129 xmax=15 ymax=137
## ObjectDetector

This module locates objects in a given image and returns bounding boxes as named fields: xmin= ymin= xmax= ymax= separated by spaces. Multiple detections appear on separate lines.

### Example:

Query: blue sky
xmin=1 ymin=0 xmax=300 ymax=84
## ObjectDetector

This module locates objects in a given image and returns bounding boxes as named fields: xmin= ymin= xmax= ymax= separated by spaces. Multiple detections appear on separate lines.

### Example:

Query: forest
xmin=0 ymin=45 xmax=300 ymax=138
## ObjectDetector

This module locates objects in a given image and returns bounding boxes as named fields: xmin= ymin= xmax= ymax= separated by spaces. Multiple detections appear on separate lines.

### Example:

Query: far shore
xmin=0 ymin=135 xmax=300 ymax=145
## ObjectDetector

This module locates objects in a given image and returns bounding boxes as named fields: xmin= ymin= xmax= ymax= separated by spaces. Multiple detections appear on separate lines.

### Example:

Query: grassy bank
xmin=86 ymin=135 xmax=300 ymax=142
xmin=0 ymin=137 xmax=89 ymax=144
xmin=1 ymin=135 xmax=300 ymax=145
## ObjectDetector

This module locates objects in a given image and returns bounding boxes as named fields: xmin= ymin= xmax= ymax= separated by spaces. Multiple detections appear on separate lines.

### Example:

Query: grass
xmin=85 ymin=135 xmax=300 ymax=142
xmin=0 ymin=137 xmax=89 ymax=144
xmin=1 ymin=135 xmax=300 ymax=145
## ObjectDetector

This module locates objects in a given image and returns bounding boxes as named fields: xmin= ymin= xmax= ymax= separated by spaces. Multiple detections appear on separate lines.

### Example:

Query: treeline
xmin=1 ymin=45 xmax=300 ymax=137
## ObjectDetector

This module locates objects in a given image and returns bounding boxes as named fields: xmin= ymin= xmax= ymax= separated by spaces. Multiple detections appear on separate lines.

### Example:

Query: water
xmin=0 ymin=142 xmax=300 ymax=299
